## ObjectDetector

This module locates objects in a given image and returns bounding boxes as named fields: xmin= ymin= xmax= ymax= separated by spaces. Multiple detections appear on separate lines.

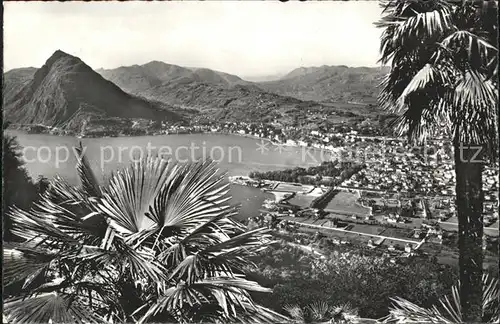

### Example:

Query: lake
xmin=8 ymin=131 xmax=330 ymax=219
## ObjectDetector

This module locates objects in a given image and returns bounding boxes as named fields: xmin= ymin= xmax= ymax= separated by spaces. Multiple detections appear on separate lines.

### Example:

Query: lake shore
xmin=7 ymin=128 xmax=342 ymax=157
xmin=10 ymin=131 xmax=314 ymax=219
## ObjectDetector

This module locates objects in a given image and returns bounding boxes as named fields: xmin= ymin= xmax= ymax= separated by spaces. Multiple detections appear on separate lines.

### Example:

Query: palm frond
xmin=153 ymin=207 xmax=242 ymax=265
xmin=138 ymin=277 xmax=273 ymax=324
xmin=4 ymin=292 xmax=108 ymax=324
xmin=233 ymin=304 xmax=290 ymax=324
xmin=4 ymin=155 xmax=275 ymax=323
xmin=394 ymin=7 xmax=454 ymax=43
xmin=112 ymin=238 xmax=168 ymax=284
xmin=3 ymin=243 xmax=56 ymax=288
xmin=8 ymin=206 xmax=79 ymax=246
xmin=97 ymin=158 xmax=232 ymax=237
xmin=202 ymin=226 xmax=272 ymax=255
xmin=194 ymin=276 xmax=273 ymax=293
xmin=377 ymin=0 xmax=498 ymax=158
xmin=383 ymin=296 xmax=454 ymax=323
xmin=283 ymin=304 xmax=305 ymax=322
xmin=482 ymin=274 xmax=500 ymax=322
xmin=451 ymin=69 xmax=498 ymax=157
xmin=75 ymin=142 xmax=103 ymax=198
xmin=453 ymin=69 xmax=497 ymax=110
xmin=309 ymin=300 xmax=333 ymax=321
xmin=435 ymin=284 xmax=462 ymax=322
xmin=154 ymin=159 xmax=232 ymax=230
xmin=384 ymin=274 xmax=500 ymax=323
xmin=97 ymin=156 xmax=172 ymax=233
xmin=136 ymin=285 xmax=207 ymax=324
xmin=439 ymin=30 xmax=498 ymax=69
xmin=166 ymin=226 xmax=273 ymax=279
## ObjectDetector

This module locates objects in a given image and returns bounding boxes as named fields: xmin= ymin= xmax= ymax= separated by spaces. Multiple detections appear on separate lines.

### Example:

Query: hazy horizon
xmin=4 ymin=1 xmax=384 ymax=78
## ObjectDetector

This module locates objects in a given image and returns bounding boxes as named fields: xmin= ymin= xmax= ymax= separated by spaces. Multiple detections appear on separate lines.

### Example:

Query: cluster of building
xmin=225 ymin=121 xmax=498 ymax=202
xmin=194 ymin=122 xmax=497 ymax=208
xmin=173 ymin=121 xmax=378 ymax=150
xmin=340 ymin=138 xmax=456 ymax=195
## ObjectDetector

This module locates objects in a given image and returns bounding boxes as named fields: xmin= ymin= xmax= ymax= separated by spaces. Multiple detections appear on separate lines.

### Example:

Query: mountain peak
xmin=143 ymin=60 xmax=173 ymax=69
xmin=40 ymin=50 xmax=88 ymax=76
xmin=52 ymin=49 xmax=69 ymax=56
xmin=46 ymin=49 xmax=73 ymax=64
xmin=145 ymin=60 xmax=165 ymax=65
xmin=4 ymin=51 xmax=182 ymax=129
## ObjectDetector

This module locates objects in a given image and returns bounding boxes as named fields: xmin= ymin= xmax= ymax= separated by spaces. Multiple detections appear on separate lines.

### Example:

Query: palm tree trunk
xmin=453 ymin=140 xmax=484 ymax=322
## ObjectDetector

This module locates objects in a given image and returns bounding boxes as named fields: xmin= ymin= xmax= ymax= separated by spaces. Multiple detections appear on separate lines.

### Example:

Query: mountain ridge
xmin=257 ymin=65 xmax=389 ymax=103
xmin=96 ymin=61 xmax=251 ymax=97
xmin=95 ymin=61 xmax=386 ymax=118
xmin=3 ymin=50 xmax=182 ymax=130
xmin=4 ymin=52 xmax=388 ymax=131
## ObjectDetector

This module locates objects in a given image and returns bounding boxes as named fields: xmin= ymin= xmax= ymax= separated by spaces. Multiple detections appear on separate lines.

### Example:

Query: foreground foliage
xmin=2 ymin=130 xmax=49 ymax=241
xmin=284 ymin=302 xmax=368 ymax=324
xmin=382 ymin=274 xmax=499 ymax=323
xmin=246 ymin=243 xmax=459 ymax=319
xmin=248 ymin=242 xmax=498 ymax=323
xmin=376 ymin=0 xmax=498 ymax=320
xmin=3 ymin=148 xmax=286 ymax=323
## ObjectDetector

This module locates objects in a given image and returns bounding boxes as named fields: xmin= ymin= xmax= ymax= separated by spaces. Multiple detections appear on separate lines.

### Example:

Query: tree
xmin=3 ymin=147 xmax=288 ymax=324
xmin=2 ymin=133 xmax=39 ymax=241
xmin=248 ymin=243 xmax=457 ymax=320
xmin=36 ymin=175 xmax=51 ymax=195
xmin=382 ymin=274 xmax=499 ymax=323
xmin=284 ymin=302 xmax=366 ymax=324
xmin=376 ymin=0 xmax=498 ymax=321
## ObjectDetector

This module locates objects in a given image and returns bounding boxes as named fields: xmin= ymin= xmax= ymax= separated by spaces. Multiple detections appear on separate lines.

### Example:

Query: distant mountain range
xmin=98 ymin=62 xmax=387 ymax=105
xmin=97 ymin=61 xmax=327 ymax=123
xmin=96 ymin=62 xmax=251 ymax=96
xmin=3 ymin=50 xmax=388 ymax=131
xmin=240 ymin=74 xmax=285 ymax=83
xmin=259 ymin=65 xmax=389 ymax=104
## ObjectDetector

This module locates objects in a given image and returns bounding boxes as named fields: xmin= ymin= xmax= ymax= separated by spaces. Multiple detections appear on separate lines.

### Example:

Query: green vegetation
xmin=3 ymin=151 xmax=286 ymax=323
xmin=377 ymin=0 xmax=498 ymax=320
xmin=259 ymin=65 xmax=386 ymax=104
xmin=283 ymin=302 xmax=362 ymax=323
xmin=245 ymin=243 xmax=459 ymax=319
xmin=2 ymin=129 xmax=49 ymax=241
xmin=383 ymin=274 xmax=499 ymax=323
xmin=249 ymin=161 xmax=364 ymax=187
xmin=309 ymin=168 xmax=364 ymax=209
xmin=326 ymin=191 xmax=371 ymax=215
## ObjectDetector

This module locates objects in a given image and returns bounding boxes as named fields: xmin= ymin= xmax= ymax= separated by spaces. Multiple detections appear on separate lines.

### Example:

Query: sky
xmin=4 ymin=1 xmax=384 ymax=78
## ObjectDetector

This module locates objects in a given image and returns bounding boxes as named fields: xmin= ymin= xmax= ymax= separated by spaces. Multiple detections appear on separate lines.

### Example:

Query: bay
xmin=8 ymin=131 xmax=327 ymax=219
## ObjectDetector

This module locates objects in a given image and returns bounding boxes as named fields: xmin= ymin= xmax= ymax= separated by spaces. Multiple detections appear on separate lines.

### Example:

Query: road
xmin=324 ymin=208 xmax=369 ymax=218
xmin=316 ymin=211 xmax=499 ymax=237
xmin=439 ymin=221 xmax=499 ymax=236
xmin=286 ymin=219 xmax=422 ymax=245
xmin=258 ymin=180 xmax=499 ymax=237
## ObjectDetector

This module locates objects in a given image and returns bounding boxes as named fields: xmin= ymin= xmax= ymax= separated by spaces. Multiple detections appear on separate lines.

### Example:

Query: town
xmin=230 ymin=175 xmax=498 ymax=267
xmin=223 ymin=120 xmax=499 ymax=267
